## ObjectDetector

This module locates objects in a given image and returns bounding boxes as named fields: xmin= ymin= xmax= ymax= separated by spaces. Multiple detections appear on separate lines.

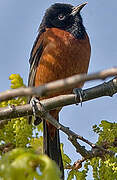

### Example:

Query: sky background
xmin=0 ymin=0 xmax=117 ymax=179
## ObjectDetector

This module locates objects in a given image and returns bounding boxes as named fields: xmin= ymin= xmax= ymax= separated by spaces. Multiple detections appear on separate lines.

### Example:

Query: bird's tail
xmin=43 ymin=119 xmax=64 ymax=180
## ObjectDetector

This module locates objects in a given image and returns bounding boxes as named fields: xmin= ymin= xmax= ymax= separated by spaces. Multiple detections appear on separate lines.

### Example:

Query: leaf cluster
xmin=0 ymin=74 xmax=61 ymax=180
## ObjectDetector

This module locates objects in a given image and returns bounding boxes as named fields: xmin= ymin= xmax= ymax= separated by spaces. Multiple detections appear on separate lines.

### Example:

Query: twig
xmin=65 ymin=158 xmax=86 ymax=170
xmin=32 ymin=110 xmax=115 ymax=159
xmin=0 ymin=68 xmax=117 ymax=102
xmin=0 ymin=77 xmax=117 ymax=121
xmin=45 ymin=112 xmax=115 ymax=170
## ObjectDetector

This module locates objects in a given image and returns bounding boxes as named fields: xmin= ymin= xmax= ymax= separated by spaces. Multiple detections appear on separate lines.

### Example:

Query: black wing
xmin=28 ymin=20 xmax=46 ymax=124
xmin=28 ymin=37 xmax=43 ymax=87
xmin=28 ymin=21 xmax=46 ymax=87
xmin=27 ymin=35 xmax=43 ymax=124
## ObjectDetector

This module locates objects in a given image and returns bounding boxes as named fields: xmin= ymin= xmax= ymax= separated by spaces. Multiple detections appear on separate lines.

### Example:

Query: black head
xmin=39 ymin=3 xmax=87 ymax=39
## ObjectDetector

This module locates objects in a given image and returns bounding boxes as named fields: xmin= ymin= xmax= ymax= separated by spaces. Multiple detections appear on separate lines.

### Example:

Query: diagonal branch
xmin=30 ymin=107 xmax=115 ymax=161
xmin=0 ymin=68 xmax=117 ymax=102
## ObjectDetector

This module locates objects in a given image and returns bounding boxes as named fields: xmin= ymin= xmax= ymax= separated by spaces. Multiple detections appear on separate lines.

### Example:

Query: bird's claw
xmin=73 ymin=88 xmax=84 ymax=106
xmin=30 ymin=97 xmax=40 ymax=116
xmin=30 ymin=97 xmax=42 ymax=125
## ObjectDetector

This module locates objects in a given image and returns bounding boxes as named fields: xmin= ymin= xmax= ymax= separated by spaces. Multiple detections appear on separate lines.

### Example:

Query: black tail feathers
xmin=43 ymin=119 xmax=64 ymax=179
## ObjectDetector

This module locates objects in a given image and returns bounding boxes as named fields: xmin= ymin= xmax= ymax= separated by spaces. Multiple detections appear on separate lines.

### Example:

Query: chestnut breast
xmin=35 ymin=27 xmax=91 ymax=96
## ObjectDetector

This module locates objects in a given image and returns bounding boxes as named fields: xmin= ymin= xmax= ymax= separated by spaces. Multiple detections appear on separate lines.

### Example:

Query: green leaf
xmin=0 ymin=74 xmax=33 ymax=150
xmin=74 ymin=170 xmax=86 ymax=180
xmin=9 ymin=74 xmax=25 ymax=89
xmin=67 ymin=170 xmax=74 ymax=180
xmin=37 ymin=122 xmax=43 ymax=132
xmin=100 ymin=120 xmax=111 ymax=129
xmin=67 ymin=169 xmax=87 ymax=180
xmin=60 ymin=143 xmax=71 ymax=167
xmin=30 ymin=136 xmax=43 ymax=154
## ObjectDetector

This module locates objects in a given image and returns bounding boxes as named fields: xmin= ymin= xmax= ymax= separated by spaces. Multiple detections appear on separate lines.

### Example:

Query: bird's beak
xmin=71 ymin=2 xmax=87 ymax=16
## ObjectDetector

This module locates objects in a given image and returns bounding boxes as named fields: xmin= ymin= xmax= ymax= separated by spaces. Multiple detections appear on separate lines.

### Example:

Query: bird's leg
xmin=30 ymin=97 xmax=42 ymax=125
xmin=73 ymin=88 xmax=84 ymax=106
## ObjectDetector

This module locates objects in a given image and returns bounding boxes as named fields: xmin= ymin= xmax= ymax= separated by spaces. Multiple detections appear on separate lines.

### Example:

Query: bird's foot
xmin=30 ymin=97 xmax=42 ymax=125
xmin=73 ymin=88 xmax=84 ymax=106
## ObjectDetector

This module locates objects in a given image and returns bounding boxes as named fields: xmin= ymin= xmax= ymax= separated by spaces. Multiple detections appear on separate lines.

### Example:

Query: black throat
xmin=65 ymin=19 xmax=86 ymax=39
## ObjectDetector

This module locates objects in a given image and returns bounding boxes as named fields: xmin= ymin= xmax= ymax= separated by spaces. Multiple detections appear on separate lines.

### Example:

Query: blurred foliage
xmin=0 ymin=148 xmax=60 ymax=180
xmin=0 ymin=74 xmax=117 ymax=180
xmin=0 ymin=74 xmax=61 ymax=180
xmin=0 ymin=74 xmax=32 ymax=148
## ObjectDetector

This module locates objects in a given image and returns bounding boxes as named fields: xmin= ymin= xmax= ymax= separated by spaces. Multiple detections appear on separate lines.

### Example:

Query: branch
xmin=41 ymin=112 xmax=115 ymax=171
xmin=32 ymin=109 xmax=115 ymax=164
xmin=0 ymin=70 xmax=116 ymax=165
xmin=0 ymin=80 xmax=116 ymax=159
xmin=0 ymin=77 xmax=117 ymax=121
xmin=0 ymin=68 xmax=117 ymax=102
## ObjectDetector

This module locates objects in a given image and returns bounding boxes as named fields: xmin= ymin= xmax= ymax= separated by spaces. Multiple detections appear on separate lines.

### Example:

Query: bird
xmin=28 ymin=2 xmax=91 ymax=179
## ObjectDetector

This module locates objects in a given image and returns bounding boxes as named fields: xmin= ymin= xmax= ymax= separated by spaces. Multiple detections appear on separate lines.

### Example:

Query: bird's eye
xmin=58 ymin=14 xmax=65 ymax=20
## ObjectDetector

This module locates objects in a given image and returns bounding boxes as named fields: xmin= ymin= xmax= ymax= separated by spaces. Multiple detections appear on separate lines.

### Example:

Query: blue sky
xmin=0 ymin=0 xmax=117 ymax=179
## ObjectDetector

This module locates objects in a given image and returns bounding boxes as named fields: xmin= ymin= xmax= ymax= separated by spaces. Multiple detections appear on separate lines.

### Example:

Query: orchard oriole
xmin=28 ymin=3 xmax=91 ymax=179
